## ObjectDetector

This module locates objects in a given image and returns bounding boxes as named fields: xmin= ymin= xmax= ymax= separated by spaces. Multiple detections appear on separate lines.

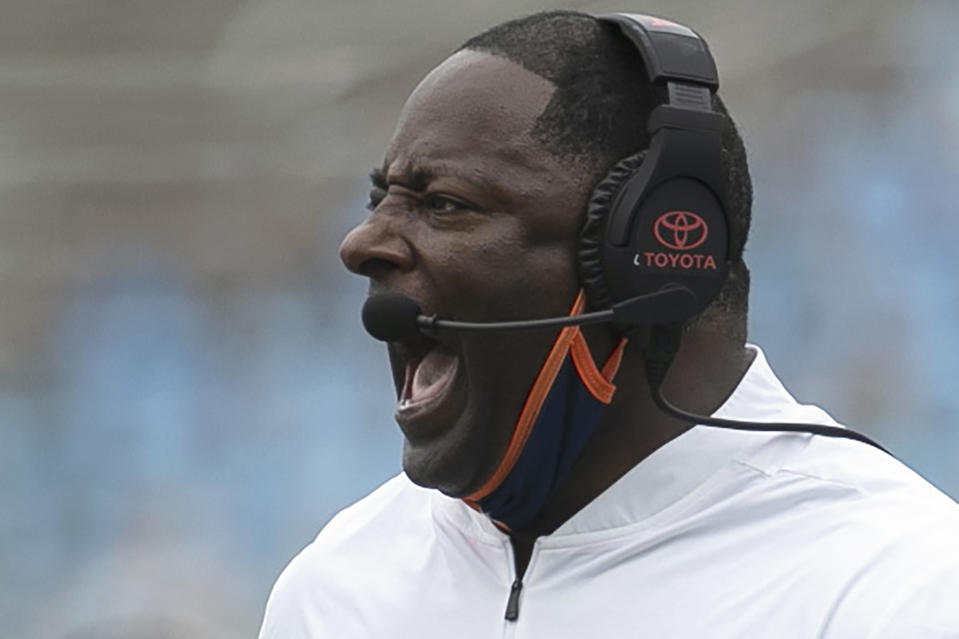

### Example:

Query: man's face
xmin=340 ymin=50 xmax=590 ymax=496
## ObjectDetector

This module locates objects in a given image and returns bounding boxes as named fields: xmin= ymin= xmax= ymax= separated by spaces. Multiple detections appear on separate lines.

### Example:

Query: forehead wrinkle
xmin=383 ymin=158 xmax=506 ymax=202
xmin=383 ymin=149 xmax=555 ymax=203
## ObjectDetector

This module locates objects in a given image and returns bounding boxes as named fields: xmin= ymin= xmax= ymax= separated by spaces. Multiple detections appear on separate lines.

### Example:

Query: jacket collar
xmin=433 ymin=345 xmax=840 ymax=542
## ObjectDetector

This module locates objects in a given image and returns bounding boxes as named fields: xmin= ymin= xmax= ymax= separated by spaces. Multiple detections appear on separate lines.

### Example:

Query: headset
xmin=580 ymin=13 xmax=729 ymax=322
xmin=578 ymin=13 xmax=887 ymax=452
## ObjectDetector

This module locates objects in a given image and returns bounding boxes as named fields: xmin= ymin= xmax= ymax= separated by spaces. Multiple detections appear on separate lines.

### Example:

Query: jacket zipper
xmin=504 ymin=578 xmax=523 ymax=621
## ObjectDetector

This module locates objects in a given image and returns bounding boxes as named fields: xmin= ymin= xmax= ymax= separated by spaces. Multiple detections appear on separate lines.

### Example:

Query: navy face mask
xmin=464 ymin=291 xmax=628 ymax=531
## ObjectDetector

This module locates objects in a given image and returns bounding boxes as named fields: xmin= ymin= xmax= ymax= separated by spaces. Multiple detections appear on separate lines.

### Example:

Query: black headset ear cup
xmin=579 ymin=150 xmax=647 ymax=311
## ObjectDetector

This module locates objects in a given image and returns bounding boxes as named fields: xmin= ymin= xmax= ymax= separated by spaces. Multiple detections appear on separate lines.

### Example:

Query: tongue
xmin=411 ymin=345 xmax=458 ymax=400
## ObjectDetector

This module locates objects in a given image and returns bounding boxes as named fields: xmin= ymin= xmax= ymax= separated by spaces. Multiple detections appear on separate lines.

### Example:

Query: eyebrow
xmin=370 ymin=163 xmax=501 ymax=198
xmin=369 ymin=165 xmax=432 ymax=193
xmin=369 ymin=167 xmax=387 ymax=189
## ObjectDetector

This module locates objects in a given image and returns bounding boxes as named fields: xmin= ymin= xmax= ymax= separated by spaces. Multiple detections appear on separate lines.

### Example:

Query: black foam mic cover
xmin=361 ymin=292 xmax=422 ymax=342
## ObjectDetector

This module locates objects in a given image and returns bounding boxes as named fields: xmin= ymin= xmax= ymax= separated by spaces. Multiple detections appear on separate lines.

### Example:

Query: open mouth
xmin=392 ymin=333 xmax=460 ymax=420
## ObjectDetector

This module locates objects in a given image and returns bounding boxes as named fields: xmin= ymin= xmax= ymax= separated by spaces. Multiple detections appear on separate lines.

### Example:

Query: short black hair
xmin=460 ymin=10 xmax=751 ymax=329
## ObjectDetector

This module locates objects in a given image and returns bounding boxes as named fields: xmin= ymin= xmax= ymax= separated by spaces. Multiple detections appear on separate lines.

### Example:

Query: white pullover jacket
xmin=260 ymin=347 xmax=959 ymax=638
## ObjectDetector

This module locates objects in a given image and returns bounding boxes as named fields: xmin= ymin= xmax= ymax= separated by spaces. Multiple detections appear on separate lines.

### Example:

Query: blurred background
xmin=2 ymin=0 xmax=957 ymax=636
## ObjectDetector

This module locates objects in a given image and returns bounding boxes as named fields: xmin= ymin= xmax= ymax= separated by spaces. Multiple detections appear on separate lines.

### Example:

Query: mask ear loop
xmin=569 ymin=331 xmax=629 ymax=404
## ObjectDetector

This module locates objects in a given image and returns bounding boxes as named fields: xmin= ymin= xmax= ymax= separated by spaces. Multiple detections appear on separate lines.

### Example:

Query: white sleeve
xmin=866 ymin=567 xmax=959 ymax=639
xmin=825 ymin=517 xmax=959 ymax=639
xmin=257 ymin=546 xmax=321 ymax=639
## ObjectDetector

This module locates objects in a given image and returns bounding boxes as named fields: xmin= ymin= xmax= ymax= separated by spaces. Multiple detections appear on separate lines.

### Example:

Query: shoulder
xmin=750 ymin=432 xmax=958 ymax=522
xmin=737 ymin=433 xmax=959 ymax=636
xmin=749 ymin=431 xmax=959 ymax=553
xmin=258 ymin=473 xmax=436 ymax=639
xmin=821 ymin=486 xmax=959 ymax=637
xmin=313 ymin=471 xmax=436 ymax=549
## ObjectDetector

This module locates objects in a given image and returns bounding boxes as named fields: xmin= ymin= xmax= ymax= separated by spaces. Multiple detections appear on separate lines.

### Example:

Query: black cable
xmin=642 ymin=324 xmax=890 ymax=455
xmin=650 ymin=386 xmax=890 ymax=454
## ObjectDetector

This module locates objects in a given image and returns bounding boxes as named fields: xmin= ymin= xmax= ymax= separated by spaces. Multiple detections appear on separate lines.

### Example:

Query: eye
xmin=365 ymin=187 xmax=386 ymax=211
xmin=423 ymin=193 xmax=469 ymax=215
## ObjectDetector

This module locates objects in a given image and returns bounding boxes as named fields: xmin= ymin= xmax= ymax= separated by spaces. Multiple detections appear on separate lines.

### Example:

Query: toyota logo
xmin=653 ymin=211 xmax=708 ymax=251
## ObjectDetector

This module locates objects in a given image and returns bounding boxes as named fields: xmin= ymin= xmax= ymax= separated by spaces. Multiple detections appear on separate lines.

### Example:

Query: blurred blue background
xmin=1 ymin=1 xmax=957 ymax=636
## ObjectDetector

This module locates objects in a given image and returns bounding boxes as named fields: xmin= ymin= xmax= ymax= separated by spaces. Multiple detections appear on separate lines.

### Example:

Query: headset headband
xmin=599 ymin=13 xmax=718 ymax=88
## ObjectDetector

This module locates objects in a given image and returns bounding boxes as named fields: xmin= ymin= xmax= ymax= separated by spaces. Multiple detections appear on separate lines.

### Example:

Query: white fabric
xmin=259 ymin=346 xmax=959 ymax=638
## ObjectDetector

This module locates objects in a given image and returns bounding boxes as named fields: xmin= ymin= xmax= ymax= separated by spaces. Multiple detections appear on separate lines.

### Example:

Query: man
xmin=260 ymin=11 xmax=959 ymax=638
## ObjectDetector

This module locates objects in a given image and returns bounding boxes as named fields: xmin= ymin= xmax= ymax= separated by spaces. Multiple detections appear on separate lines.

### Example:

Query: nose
xmin=339 ymin=213 xmax=415 ymax=279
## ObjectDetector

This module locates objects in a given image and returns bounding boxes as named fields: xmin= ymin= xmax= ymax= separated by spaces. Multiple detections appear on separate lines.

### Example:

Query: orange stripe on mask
xmin=569 ymin=332 xmax=630 ymax=404
xmin=464 ymin=291 xmax=586 ymax=504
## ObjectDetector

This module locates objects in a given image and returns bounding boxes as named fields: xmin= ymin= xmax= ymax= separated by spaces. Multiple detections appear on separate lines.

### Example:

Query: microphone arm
xmin=417 ymin=285 xmax=698 ymax=333
xmin=417 ymin=309 xmax=612 ymax=332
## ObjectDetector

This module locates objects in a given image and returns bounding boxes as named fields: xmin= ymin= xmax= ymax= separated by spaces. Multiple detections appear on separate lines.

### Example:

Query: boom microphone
xmin=361 ymin=292 xmax=423 ymax=342
xmin=360 ymin=286 xmax=698 ymax=342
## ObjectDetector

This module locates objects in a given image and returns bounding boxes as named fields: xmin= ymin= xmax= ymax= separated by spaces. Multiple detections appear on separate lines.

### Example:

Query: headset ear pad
xmin=579 ymin=151 xmax=647 ymax=311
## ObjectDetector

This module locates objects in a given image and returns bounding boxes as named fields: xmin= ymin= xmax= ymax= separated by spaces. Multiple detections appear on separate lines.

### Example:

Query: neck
xmin=508 ymin=328 xmax=753 ymax=575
